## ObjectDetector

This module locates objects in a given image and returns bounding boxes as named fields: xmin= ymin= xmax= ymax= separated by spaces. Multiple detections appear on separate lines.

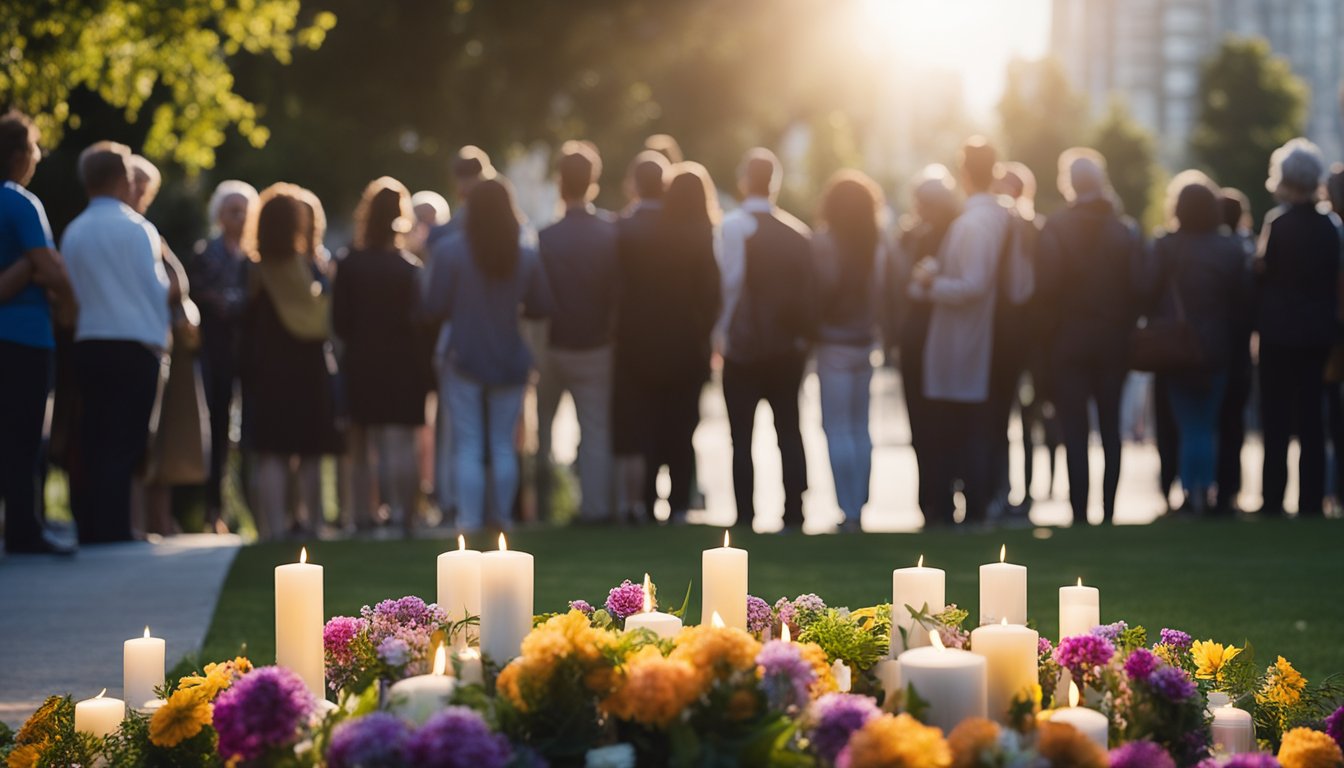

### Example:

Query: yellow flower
xmin=670 ymin=625 xmax=761 ymax=687
xmin=6 ymin=744 xmax=42 ymax=768
xmin=149 ymin=688 xmax=213 ymax=748
xmin=798 ymin=642 xmax=837 ymax=698
xmin=844 ymin=713 xmax=952 ymax=768
xmin=1035 ymin=721 xmax=1109 ymax=768
xmin=948 ymin=718 xmax=1002 ymax=768
xmin=601 ymin=646 xmax=702 ymax=728
xmin=1278 ymin=727 xmax=1344 ymax=768
xmin=1258 ymin=656 xmax=1308 ymax=709
xmin=1191 ymin=640 xmax=1242 ymax=682
xmin=178 ymin=656 xmax=252 ymax=701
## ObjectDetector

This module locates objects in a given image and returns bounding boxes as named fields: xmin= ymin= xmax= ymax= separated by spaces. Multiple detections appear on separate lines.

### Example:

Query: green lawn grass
xmin=201 ymin=519 xmax=1344 ymax=682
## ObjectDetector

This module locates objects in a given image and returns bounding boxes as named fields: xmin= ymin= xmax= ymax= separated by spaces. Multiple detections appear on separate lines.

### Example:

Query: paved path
xmin=0 ymin=534 xmax=241 ymax=726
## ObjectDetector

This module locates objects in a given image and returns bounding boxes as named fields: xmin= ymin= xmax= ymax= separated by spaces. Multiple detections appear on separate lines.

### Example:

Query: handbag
xmin=144 ymin=300 xmax=212 ymax=486
xmin=1129 ymin=241 xmax=1204 ymax=373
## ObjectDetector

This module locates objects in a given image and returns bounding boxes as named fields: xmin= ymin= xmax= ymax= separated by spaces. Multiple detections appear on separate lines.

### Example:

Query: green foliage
xmin=998 ymin=56 xmax=1089 ymax=214
xmin=1191 ymin=37 xmax=1308 ymax=224
xmin=1090 ymin=99 xmax=1160 ymax=222
xmin=1116 ymin=625 xmax=1148 ymax=655
xmin=0 ymin=0 xmax=335 ymax=172
xmin=797 ymin=609 xmax=885 ymax=671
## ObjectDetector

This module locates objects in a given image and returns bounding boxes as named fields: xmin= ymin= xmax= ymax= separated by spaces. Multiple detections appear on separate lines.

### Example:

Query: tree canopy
xmin=1090 ymin=99 xmax=1160 ymax=224
xmin=997 ymin=56 xmax=1089 ymax=214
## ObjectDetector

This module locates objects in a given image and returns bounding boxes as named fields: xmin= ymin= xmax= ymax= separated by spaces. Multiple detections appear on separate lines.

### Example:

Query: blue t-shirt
xmin=0 ymin=181 xmax=55 ymax=348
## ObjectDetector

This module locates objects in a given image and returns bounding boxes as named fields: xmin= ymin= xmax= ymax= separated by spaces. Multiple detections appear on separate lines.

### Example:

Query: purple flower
xmin=1110 ymin=740 xmax=1175 ymax=768
xmin=1055 ymin=634 xmax=1116 ymax=679
xmin=1195 ymin=756 xmax=1282 ymax=768
xmin=1124 ymin=648 xmax=1160 ymax=681
xmin=369 ymin=596 xmax=440 ymax=628
xmin=324 ymin=616 xmax=367 ymax=666
xmin=327 ymin=712 xmax=409 ymax=768
xmin=1326 ymin=704 xmax=1344 ymax=749
xmin=756 ymin=640 xmax=816 ymax=711
xmin=360 ymin=596 xmax=447 ymax=677
xmin=605 ymin=580 xmax=646 ymax=621
xmin=808 ymin=693 xmax=880 ymax=764
xmin=1091 ymin=621 xmax=1128 ymax=643
xmin=400 ymin=707 xmax=512 ymax=768
xmin=793 ymin=593 xmax=827 ymax=618
xmin=1159 ymin=628 xmax=1193 ymax=650
xmin=378 ymin=637 xmax=411 ymax=668
xmin=569 ymin=599 xmax=594 ymax=615
xmin=214 ymin=666 xmax=314 ymax=763
xmin=774 ymin=597 xmax=797 ymax=633
xmin=1038 ymin=637 xmax=1055 ymax=658
xmin=747 ymin=595 xmax=773 ymax=635
xmin=1148 ymin=665 xmax=1197 ymax=702
xmin=937 ymin=624 xmax=970 ymax=650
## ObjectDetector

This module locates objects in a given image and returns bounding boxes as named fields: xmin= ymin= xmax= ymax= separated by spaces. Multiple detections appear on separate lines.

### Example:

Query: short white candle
xmin=387 ymin=644 xmax=456 ymax=726
xmin=872 ymin=659 xmax=902 ymax=707
xmin=979 ymin=545 xmax=1027 ymax=625
xmin=831 ymin=660 xmax=852 ymax=693
xmin=123 ymin=626 xmax=165 ymax=712
xmin=624 ymin=574 xmax=683 ymax=639
xmin=275 ymin=547 xmax=325 ymax=697
xmin=970 ymin=618 xmax=1039 ymax=723
xmin=1049 ymin=682 xmax=1109 ymax=749
xmin=74 ymin=689 xmax=125 ymax=738
xmin=1209 ymin=698 xmax=1255 ymax=754
xmin=455 ymin=647 xmax=484 ymax=687
xmin=891 ymin=555 xmax=945 ymax=656
xmin=897 ymin=631 xmax=988 ymax=733
xmin=479 ymin=534 xmax=533 ymax=664
xmin=1058 ymin=578 xmax=1100 ymax=640
xmin=141 ymin=698 xmax=167 ymax=714
xmin=701 ymin=531 xmax=748 ymax=629
xmin=437 ymin=535 xmax=482 ymax=641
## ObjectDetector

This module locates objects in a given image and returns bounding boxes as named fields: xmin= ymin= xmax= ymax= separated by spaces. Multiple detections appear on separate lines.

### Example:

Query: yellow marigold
xmin=844 ymin=713 xmax=952 ymax=768
xmin=670 ymin=625 xmax=761 ymax=686
xmin=798 ymin=642 xmax=838 ymax=698
xmin=14 ymin=697 xmax=63 ymax=745
xmin=948 ymin=717 xmax=1002 ymax=768
xmin=1278 ymin=727 xmax=1344 ymax=768
xmin=601 ymin=646 xmax=702 ymax=728
xmin=178 ymin=657 xmax=252 ymax=701
xmin=149 ymin=688 xmax=213 ymax=748
xmin=1191 ymin=640 xmax=1242 ymax=682
xmin=6 ymin=744 xmax=42 ymax=768
xmin=1035 ymin=721 xmax=1109 ymax=768
xmin=1258 ymin=656 xmax=1308 ymax=709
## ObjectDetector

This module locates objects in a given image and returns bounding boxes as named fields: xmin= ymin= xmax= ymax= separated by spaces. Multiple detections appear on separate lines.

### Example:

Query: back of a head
xmin=820 ymin=170 xmax=882 ymax=250
xmin=998 ymin=161 xmax=1036 ymax=202
xmin=128 ymin=155 xmax=162 ymax=213
xmin=557 ymin=140 xmax=601 ymax=202
xmin=1057 ymin=147 xmax=1108 ymax=204
xmin=465 ymin=177 xmax=522 ymax=280
xmin=644 ymin=134 xmax=684 ymax=165
xmin=630 ymin=150 xmax=670 ymax=201
xmin=411 ymin=190 xmax=450 ymax=226
xmin=454 ymin=145 xmax=496 ymax=181
xmin=1167 ymin=170 xmax=1221 ymax=234
xmin=738 ymin=147 xmax=781 ymax=199
xmin=1267 ymin=137 xmax=1325 ymax=203
xmin=960 ymin=137 xmax=998 ymax=192
xmin=912 ymin=165 xmax=958 ymax=226
xmin=663 ymin=162 xmax=716 ymax=229
xmin=249 ymin=183 xmax=307 ymax=263
xmin=1219 ymin=187 xmax=1250 ymax=231
xmin=0 ymin=110 xmax=36 ymax=183
xmin=355 ymin=176 xmax=412 ymax=251
xmin=78 ymin=140 xmax=133 ymax=197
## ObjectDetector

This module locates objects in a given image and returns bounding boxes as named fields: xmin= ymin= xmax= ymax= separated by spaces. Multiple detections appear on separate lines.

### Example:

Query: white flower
xmin=585 ymin=743 xmax=637 ymax=768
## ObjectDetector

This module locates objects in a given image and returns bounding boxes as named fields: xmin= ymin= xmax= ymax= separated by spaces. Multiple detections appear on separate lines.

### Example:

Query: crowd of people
xmin=1 ymin=106 xmax=1341 ymax=555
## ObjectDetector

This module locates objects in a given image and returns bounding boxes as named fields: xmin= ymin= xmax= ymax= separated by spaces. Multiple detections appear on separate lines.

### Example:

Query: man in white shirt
xmin=60 ymin=140 xmax=170 ymax=543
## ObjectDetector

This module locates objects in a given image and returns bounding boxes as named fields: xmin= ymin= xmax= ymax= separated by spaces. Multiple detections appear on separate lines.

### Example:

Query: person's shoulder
xmin=773 ymin=206 xmax=812 ymax=238
xmin=0 ymin=181 xmax=43 ymax=213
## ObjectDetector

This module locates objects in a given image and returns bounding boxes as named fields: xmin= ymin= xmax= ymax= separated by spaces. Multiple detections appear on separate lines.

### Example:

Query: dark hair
xmin=453 ymin=145 xmax=495 ymax=180
xmin=1327 ymin=164 xmax=1344 ymax=214
xmin=644 ymin=133 xmax=684 ymax=164
xmin=739 ymin=147 xmax=780 ymax=198
xmin=354 ymin=176 xmax=412 ymax=250
xmin=1174 ymin=182 xmax=1221 ymax=234
xmin=662 ymin=163 xmax=717 ymax=230
xmin=246 ymin=183 xmax=308 ymax=263
xmin=1219 ymin=187 xmax=1250 ymax=231
xmin=630 ymin=150 xmax=669 ymax=200
xmin=960 ymin=136 xmax=998 ymax=191
xmin=557 ymin=141 xmax=601 ymax=201
xmin=819 ymin=170 xmax=883 ymax=303
xmin=77 ymin=140 xmax=132 ymax=195
xmin=0 ymin=110 xmax=36 ymax=182
xmin=465 ymin=178 xmax=522 ymax=280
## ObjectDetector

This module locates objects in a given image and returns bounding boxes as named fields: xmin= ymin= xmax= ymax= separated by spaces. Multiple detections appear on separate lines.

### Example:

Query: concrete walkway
xmin=0 ymin=534 xmax=241 ymax=726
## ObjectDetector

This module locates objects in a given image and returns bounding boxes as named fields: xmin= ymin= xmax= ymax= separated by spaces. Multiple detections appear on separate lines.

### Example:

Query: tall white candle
xmin=970 ymin=619 xmax=1039 ymax=723
xmin=979 ymin=545 xmax=1027 ymax=625
xmin=701 ymin=531 xmax=748 ymax=629
xmin=387 ymin=645 xmax=456 ymax=726
xmin=275 ymin=547 xmax=325 ymax=697
xmin=437 ymin=535 xmax=482 ymax=640
xmin=1049 ymin=682 xmax=1109 ymax=749
xmin=1059 ymin=578 xmax=1100 ymax=640
xmin=624 ymin=574 xmax=683 ymax=639
xmin=897 ymin=632 xmax=988 ymax=733
xmin=74 ymin=689 xmax=125 ymax=738
xmin=480 ymin=534 xmax=533 ymax=664
xmin=891 ymin=555 xmax=946 ymax=656
xmin=123 ymin=626 xmax=166 ymax=710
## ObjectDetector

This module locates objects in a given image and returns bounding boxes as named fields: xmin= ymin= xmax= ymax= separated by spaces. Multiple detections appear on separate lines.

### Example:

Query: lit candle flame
xmin=780 ymin=623 xmax=791 ymax=643
xmin=999 ymin=544 xmax=1006 ymax=563
xmin=1001 ymin=616 xmax=1008 ymax=626
xmin=459 ymin=647 xmax=480 ymax=661
xmin=300 ymin=547 xmax=308 ymax=564
xmin=711 ymin=611 xmax=726 ymax=628
xmin=143 ymin=626 xmax=151 ymax=638
xmin=1077 ymin=577 xmax=1083 ymax=587
xmin=96 ymin=688 xmax=107 ymax=700
xmin=917 ymin=554 xmax=924 ymax=568
xmin=1069 ymin=680 xmax=1081 ymax=708
xmin=498 ymin=533 xmax=508 ymax=552
xmin=930 ymin=628 xmax=946 ymax=650
xmin=723 ymin=530 xmax=730 ymax=548
xmin=642 ymin=573 xmax=653 ymax=614
xmin=432 ymin=643 xmax=447 ymax=676
xmin=458 ymin=534 xmax=466 ymax=552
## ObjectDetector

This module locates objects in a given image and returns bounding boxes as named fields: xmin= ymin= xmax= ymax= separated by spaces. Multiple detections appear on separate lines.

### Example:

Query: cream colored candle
xmin=624 ymin=574 xmax=683 ymax=639
xmin=1049 ymin=682 xmax=1109 ymax=748
xmin=123 ymin=626 xmax=165 ymax=710
xmin=437 ymin=535 xmax=482 ymax=639
xmin=873 ymin=659 xmax=902 ymax=707
xmin=1210 ymin=699 xmax=1255 ymax=754
xmin=455 ymin=647 xmax=484 ymax=687
xmin=970 ymin=618 xmax=1039 ymax=723
xmin=1058 ymin=578 xmax=1100 ymax=640
xmin=74 ymin=689 xmax=125 ymax=738
xmin=891 ymin=555 xmax=946 ymax=655
xmin=387 ymin=645 xmax=456 ymax=726
xmin=275 ymin=547 xmax=325 ymax=696
xmin=979 ymin=545 xmax=1027 ymax=625
xmin=831 ymin=660 xmax=852 ymax=693
xmin=701 ymin=531 xmax=748 ymax=629
xmin=479 ymin=534 xmax=533 ymax=664
xmin=897 ymin=632 xmax=988 ymax=732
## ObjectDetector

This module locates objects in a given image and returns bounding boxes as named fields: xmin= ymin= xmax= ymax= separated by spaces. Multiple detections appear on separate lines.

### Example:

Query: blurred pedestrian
xmin=1214 ymin=187 xmax=1256 ymax=515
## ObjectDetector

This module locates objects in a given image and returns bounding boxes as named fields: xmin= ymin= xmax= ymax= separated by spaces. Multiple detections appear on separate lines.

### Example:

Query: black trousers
xmin=643 ymin=377 xmax=704 ymax=515
xmin=0 ymin=341 xmax=53 ymax=551
xmin=723 ymin=353 xmax=807 ymax=527
xmin=1215 ymin=356 xmax=1253 ymax=511
xmin=72 ymin=340 xmax=161 ymax=543
xmin=1054 ymin=356 xmax=1125 ymax=524
xmin=201 ymin=346 xmax=237 ymax=513
xmin=1259 ymin=342 xmax=1328 ymax=517
xmin=900 ymin=352 xmax=944 ymax=524
xmin=923 ymin=398 xmax=991 ymax=526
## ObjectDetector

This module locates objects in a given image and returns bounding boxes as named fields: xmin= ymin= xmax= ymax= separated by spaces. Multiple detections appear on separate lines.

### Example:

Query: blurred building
xmin=1051 ymin=0 xmax=1343 ymax=164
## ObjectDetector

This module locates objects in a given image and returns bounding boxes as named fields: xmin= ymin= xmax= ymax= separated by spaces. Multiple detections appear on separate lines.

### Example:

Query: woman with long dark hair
xmin=813 ymin=170 xmax=887 ymax=532
xmin=421 ymin=178 xmax=553 ymax=533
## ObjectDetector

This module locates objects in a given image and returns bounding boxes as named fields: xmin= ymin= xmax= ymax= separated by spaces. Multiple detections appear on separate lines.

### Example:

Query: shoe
xmin=5 ymin=532 xmax=77 ymax=557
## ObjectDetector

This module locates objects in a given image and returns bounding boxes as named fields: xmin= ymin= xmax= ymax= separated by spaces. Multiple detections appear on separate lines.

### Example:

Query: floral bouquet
xmin=324 ymin=596 xmax=457 ymax=695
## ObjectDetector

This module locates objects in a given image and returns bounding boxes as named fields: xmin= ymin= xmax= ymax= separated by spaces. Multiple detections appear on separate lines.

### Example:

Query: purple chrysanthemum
xmin=756 ymin=640 xmax=816 ymax=711
xmin=1091 ymin=621 xmax=1128 ymax=643
xmin=1326 ymin=704 xmax=1344 ymax=750
xmin=774 ymin=597 xmax=798 ymax=633
xmin=1159 ymin=628 xmax=1193 ymax=650
xmin=1038 ymin=637 xmax=1055 ymax=658
xmin=1110 ymin=740 xmax=1176 ymax=768
xmin=747 ymin=595 xmax=773 ymax=635
xmin=793 ymin=593 xmax=827 ymax=617
xmin=1055 ymin=634 xmax=1116 ymax=679
xmin=326 ymin=712 xmax=409 ymax=768
xmin=606 ymin=580 xmax=646 ymax=621
xmin=214 ymin=666 xmax=314 ymax=763
xmin=569 ymin=599 xmax=594 ymax=615
xmin=1124 ymin=648 xmax=1160 ymax=681
xmin=808 ymin=693 xmax=881 ymax=763
xmin=369 ymin=596 xmax=439 ymax=627
xmin=1195 ymin=756 xmax=1282 ymax=768
xmin=324 ymin=616 xmax=367 ymax=667
xmin=378 ymin=637 xmax=411 ymax=668
xmin=1148 ymin=665 xmax=1197 ymax=702
xmin=400 ymin=707 xmax=512 ymax=768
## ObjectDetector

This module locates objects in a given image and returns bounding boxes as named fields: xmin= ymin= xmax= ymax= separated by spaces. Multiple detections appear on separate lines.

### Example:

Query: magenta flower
xmin=1038 ymin=637 xmax=1055 ymax=657
xmin=324 ymin=616 xmax=366 ymax=666
xmin=569 ymin=599 xmax=594 ymax=615
xmin=1325 ymin=704 xmax=1344 ymax=749
xmin=605 ymin=579 xmax=646 ymax=621
xmin=808 ymin=693 xmax=880 ymax=763
xmin=326 ymin=712 xmax=409 ymax=768
xmin=214 ymin=666 xmax=314 ymax=763
xmin=1195 ymin=756 xmax=1282 ymax=768
xmin=1110 ymin=740 xmax=1175 ymax=768
xmin=1054 ymin=634 xmax=1116 ymax=679
xmin=1124 ymin=648 xmax=1160 ymax=681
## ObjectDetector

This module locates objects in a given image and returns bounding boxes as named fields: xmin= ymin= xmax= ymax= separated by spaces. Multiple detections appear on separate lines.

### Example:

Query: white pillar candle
xmin=701 ymin=531 xmax=748 ymax=629
xmin=387 ymin=645 xmax=456 ymax=726
xmin=970 ymin=619 xmax=1039 ymax=723
xmin=123 ymin=626 xmax=165 ymax=711
xmin=979 ymin=545 xmax=1027 ymax=626
xmin=455 ymin=647 xmax=485 ymax=687
xmin=891 ymin=555 xmax=946 ymax=656
xmin=437 ymin=535 xmax=482 ymax=641
xmin=479 ymin=534 xmax=533 ymax=664
xmin=624 ymin=574 xmax=684 ymax=639
xmin=1058 ymin=578 xmax=1100 ymax=640
xmin=831 ymin=660 xmax=852 ymax=693
xmin=275 ymin=547 xmax=325 ymax=697
xmin=1210 ymin=701 xmax=1255 ymax=754
xmin=1049 ymin=682 xmax=1109 ymax=749
xmin=897 ymin=632 xmax=988 ymax=733
xmin=74 ymin=689 xmax=125 ymax=738
xmin=873 ymin=659 xmax=902 ymax=707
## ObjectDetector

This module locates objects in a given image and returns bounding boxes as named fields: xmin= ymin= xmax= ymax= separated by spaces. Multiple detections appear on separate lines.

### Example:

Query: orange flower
xmin=1278 ymin=727 xmax=1344 ymax=768
xmin=6 ymin=744 xmax=42 ymax=768
xmin=844 ymin=713 xmax=952 ymax=768
xmin=948 ymin=717 xmax=1002 ymax=768
xmin=798 ymin=642 xmax=838 ymax=697
xmin=1035 ymin=721 xmax=1109 ymax=768
xmin=670 ymin=625 xmax=761 ymax=687
xmin=601 ymin=646 xmax=702 ymax=728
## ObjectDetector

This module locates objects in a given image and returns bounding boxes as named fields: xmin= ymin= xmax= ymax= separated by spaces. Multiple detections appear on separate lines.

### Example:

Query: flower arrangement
xmin=324 ymin=596 xmax=454 ymax=694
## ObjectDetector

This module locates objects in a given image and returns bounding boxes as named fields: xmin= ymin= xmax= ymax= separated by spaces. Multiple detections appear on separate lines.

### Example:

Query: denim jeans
xmin=816 ymin=344 xmax=873 ymax=523
xmin=536 ymin=344 xmax=614 ymax=522
xmin=447 ymin=370 xmax=524 ymax=532
xmin=1166 ymin=373 xmax=1227 ymax=495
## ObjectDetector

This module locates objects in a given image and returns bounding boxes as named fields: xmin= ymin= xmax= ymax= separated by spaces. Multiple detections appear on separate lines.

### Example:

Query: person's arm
xmin=0 ymin=257 xmax=33 ymax=303
xmin=521 ymin=252 xmax=555 ymax=320
xmin=923 ymin=216 xmax=995 ymax=305
xmin=161 ymin=238 xmax=186 ymax=305
xmin=331 ymin=258 xmax=353 ymax=340
xmin=714 ymin=213 xmax=749 ymax=345
xmin=420 ymin=240 xmax=455 ymax=325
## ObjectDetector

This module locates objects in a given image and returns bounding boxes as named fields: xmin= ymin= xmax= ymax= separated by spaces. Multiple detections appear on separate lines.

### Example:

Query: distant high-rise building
xmin=1051 ymin=0 xmax=1343 ymax=165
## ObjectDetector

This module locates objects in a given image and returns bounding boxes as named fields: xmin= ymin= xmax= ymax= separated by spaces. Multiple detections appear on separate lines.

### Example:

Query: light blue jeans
xmin=446 ymin=370 xmax=525 ymax=532
xmin=817 ymin=344 xmax=874 ymax=523
xmin=1167 ymin=372 xmax=1227 ymax=495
